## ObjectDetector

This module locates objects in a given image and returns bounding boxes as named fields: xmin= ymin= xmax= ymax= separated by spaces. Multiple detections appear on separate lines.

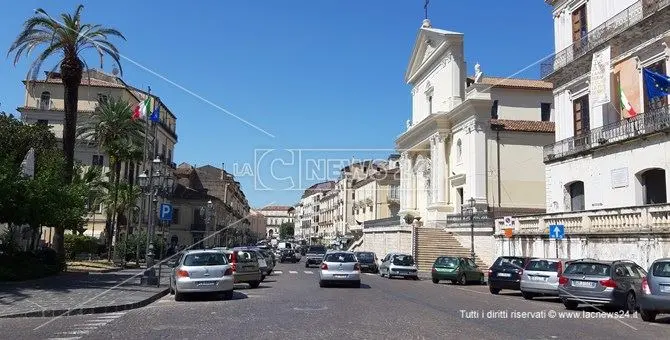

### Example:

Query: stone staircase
xmin=415 ymin=228 xmax=489 ymax=272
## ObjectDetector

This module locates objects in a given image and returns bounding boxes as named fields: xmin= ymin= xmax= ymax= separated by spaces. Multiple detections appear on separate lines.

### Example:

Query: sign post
xmin=503 ymin=216 xmax=514 ymax=256
xmin=548 ymin=224 xmax=565 ymax=258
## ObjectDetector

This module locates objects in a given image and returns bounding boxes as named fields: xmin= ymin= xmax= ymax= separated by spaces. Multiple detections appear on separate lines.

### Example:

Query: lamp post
xmin=468 ymin=197 xmax=476 ymax=261
xmin=200 ymin=199 xmax=216 ymax=248
xmin=139 ymin=157 xmax=175 ymax=286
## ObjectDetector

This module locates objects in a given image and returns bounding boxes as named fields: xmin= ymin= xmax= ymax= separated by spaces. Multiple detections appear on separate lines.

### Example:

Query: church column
xmin=429 ymin=137 xmax=438 ymax=205
xmin=435 ymin=133 xmax=447 ymax=204
xmin=467 ymin=120 xmax=487 ymax=208
xmin=400 ymin=151 xmax=414 ymax=211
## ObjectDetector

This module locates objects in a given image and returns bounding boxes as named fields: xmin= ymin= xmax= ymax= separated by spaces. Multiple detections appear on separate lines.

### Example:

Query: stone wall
xmin=357 ymin=226 xmax=413 ymax=259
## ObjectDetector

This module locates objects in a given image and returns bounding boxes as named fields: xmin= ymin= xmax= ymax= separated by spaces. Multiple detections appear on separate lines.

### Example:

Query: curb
xmin=0 ymin=288 xmax=169 ymax=319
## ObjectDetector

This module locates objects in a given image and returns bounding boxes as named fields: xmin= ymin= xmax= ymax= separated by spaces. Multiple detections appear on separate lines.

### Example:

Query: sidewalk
xmin=0 ymin=266 xmax=169 ymax=318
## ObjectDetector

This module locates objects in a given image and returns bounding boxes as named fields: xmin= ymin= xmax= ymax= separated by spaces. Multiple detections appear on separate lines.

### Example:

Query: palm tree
xmin=8 ymin=4 xmax=125 ymax=259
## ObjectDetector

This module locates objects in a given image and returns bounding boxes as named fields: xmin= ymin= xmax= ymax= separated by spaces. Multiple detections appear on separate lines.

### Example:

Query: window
xmin=324 ymin=252 xmax=356 ymax=263
xmin=541 ymin=103 xmax=551 ymax=121
xmin=652 ymin=261 xmax=670 ymax=277
xmin=456 ymin=139 xmax=462 ymax=163
xmin=490 ymin=100 xmax=499 ymax=119
xmin=37 ymin=119 xmax=48 ymax=126
xmin=564 ymin=262 xmax=610 ymax=277
xmin=568 ymin=181 xmax=585 ymax=211
xmin=172 ymin=208 xmax=180 ymax=224
xmin=640 ymin=169 xmax=667 ymax=204
xmin=183 ymin=252 xmax=227 ymax=266
xmin=39 ymin=91 xmax=51 ymax=110
xmin=97 ymin=93 xmax=108 ymax=104
xmin=572 ymin=95 xmax=590 ymax=136
xmin=427 ymin=95 xmax=433 ymax=114
xmin=644 ymin=60 xmax=667 ymax=112
xmin=92 ymin=154 xmax=104 ymax=166
xmin=571 ymin=5 xmax=588 ymax=43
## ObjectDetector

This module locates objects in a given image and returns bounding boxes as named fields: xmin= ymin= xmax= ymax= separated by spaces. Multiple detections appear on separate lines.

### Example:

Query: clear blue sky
xmin=0 ymin=1 xmax=554 ymax=208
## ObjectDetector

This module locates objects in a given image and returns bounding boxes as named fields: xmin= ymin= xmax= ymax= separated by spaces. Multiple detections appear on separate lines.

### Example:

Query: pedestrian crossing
xmin=270 ymin=271 xmax=377 ymax=276
xmin=46 ymin=311 xmax=127 ymax=340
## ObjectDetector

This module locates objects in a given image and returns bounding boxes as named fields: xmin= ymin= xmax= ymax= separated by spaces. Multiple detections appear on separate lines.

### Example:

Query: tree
xmin=279 ymin=222 xmax=294 ymax=240
xmin=8 ymin=4 xmax=125 ymax=260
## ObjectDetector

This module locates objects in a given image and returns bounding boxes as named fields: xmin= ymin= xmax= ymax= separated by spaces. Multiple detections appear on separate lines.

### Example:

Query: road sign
xmin=549 ymin=224 xmax=565 ymax=240
xmin=503 ymin=216 xmax=513 ymax=227
xmin=159 ymin=203 xmax=173 ymax=222
xmin=503 ymin=228 xmax=513 ymax=238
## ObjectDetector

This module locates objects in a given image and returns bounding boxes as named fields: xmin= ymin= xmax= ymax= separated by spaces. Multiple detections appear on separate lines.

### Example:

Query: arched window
xmin=456 ymin=139 xmax=462 ymax=163
xmin=639 ymin=169 xmax=667 ymax=204
xmin=39 ymin=91 xmax=51 ymax=110
xmin=568 ymin=181 xmax=585 ymax=211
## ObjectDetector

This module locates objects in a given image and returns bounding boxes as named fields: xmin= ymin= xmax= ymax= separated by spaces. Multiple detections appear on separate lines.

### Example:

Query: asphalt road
xmin=1 ymin=261 xmax=669 ymax=340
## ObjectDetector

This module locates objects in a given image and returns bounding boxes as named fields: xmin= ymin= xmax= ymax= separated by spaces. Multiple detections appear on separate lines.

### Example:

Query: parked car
xmin=279 ymin=249 xmax=299 ymax=263
xmin=520 ymin=258 xmax=571 ymax=299
xmin=637 ymin=258 xmax=670 ymax=321
xmin=305 ymin=245 xmax=328 ymax=267
xmin=216 ymin=248 xmax=262 ymax=289
xmin=258 ymin=248 xmax=276 ymax=271
xmin=319 ymin=251 xmax=361 ymax=288
xmin=354 ymin=251 xmax=378 ymax=273
xmin=488 ymin=256 xmax=534 ymax=294
xmin=379 ymin=252 xmax=419 ymax=280
xmin=558 ymin=259 xmax=646 ymax=312
xmin=168 ymin=250 xmax=234 ymax=301
xmin=431 ymin=256 xmax=484 ymax=285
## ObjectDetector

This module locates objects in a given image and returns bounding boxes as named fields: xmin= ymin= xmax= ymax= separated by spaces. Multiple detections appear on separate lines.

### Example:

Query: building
xmin=18 ymin=69 xmax=178 ymax=242
xmin=170 ymin=163 xmax=252 ymax=247
xmin=256 ymin=205 xmax=294 ymax=238
xmin=495 ymin=0 xmax=670 ymax=269
xmin=319 ymin=187 xmax=339 ymax=243
xmin=352 ymin=159 xmax=401 ymax=225
xmin=297 ymin=181 xmax=336 ymax=243
xmin=248 ymin=209 xmax=267 ymax=241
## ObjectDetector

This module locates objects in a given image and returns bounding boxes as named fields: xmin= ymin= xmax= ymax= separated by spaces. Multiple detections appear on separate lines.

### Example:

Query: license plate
xmin=530 ymin=276 xmax=546 ymax=281
xmin=334 ymin=274 xmax=348 ymax=278
xmin=660 ymin=285 xmax=670 ymax=293
xmin=571 ymin=280 xmax=595 ymax=288
xmin=497 ymin=273 xmax=511 ymax=277
xmin=197 ymin=281 xmax=216 ymax=286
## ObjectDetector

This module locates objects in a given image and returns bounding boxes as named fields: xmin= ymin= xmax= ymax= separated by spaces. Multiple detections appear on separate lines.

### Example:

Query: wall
xmin=358 ymin=227 xmax=413 ymax=260
xmin=546 ymin=135 xmax=670 ymax=212
xmin=451 ymin=233 xmax=497 ymax=267
xmin=495 ymin=234 xmax=670 ymax=270
xmin=493 ymin=88 xmax=554 ymax=122
xmin=487 ymin=131 xmax=554 ymax=210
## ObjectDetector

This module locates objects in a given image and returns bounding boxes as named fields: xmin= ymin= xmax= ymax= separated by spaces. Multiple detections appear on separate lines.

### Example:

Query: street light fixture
xmin=468 ymin=197 xmax=476 ymax=261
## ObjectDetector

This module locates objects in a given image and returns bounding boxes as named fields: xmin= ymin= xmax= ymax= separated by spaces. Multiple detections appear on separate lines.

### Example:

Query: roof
xmin=25 ymin=77 xmax=125 ymax=88
xmin=258 ymin=205 xmax=293 ymax=212
xmin=301 ymin=181 xmax=336 ymax=198
xmin=490 ymin=119 xmax=555 ymax=133
xmin=474 ymin=77 xmax=553 ymax=90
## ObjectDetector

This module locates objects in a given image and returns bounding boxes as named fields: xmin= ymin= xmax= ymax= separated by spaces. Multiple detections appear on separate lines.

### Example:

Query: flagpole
xmin=139 ymin=86 xmax=153 ymax=283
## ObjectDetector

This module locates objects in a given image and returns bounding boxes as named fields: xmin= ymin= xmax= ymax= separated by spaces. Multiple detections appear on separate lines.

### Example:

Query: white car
xmin=319 ymin=251 xmax=361 ymax=288
xmin=169 ymin=250 xmax=234 ymax=301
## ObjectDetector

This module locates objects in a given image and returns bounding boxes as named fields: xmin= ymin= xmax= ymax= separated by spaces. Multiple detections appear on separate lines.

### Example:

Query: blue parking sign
xmin=159 ymin=203 xmax=173 ymax=221
xmin=549 ymin=224 xmax=564 ymax=240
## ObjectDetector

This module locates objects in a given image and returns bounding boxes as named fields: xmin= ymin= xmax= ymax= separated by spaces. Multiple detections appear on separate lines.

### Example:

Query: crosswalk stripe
xmin=48 ymin=337 xmax=81 ymax=340
xmin=289 ymin=270 xmax=298 ymax=274
xmin=274 ymin=271 xmax=283 ymax=274
xmin=56 ymin=330 xmax=90 ymax=335
xmin=304 ymin=271 xmax=313 ymax=274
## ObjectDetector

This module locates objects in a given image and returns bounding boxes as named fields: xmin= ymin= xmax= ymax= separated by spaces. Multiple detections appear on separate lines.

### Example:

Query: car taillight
xmin=432 ymin=267 xmax=437 ymax=273
xmin=231 ymin=251 xmax=238 ymax=263
xmin=321 ymin=263 xmax=328 ymax=270
xmin=487 ymin=269 xmax=493 ymax=275
xmin=231 ymin=262 xmax=237 ymax=272
xmin=224 ymin=268 xmax=233 ymax=276
xmin=599 ymin=278 xmax=618 ymax=288
xmin=558 ymin=276 xmax=568 ymax=286
xmin=642 ymin=277 xmax=651 ymax=295
xmin=176 ymin=269 xmax=189 ymax=278
xmin=556 ymin=262 xmax=563 ymax=275
xmin=517 ymin=269 xmax=523 ymax=275
xmin=354 ymin=263 xmax=361 ymax=271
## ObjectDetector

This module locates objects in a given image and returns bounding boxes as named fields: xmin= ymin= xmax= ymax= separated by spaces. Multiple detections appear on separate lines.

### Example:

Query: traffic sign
xmin=159 ymin=203 xmax=173 ymax=222
xmin=549 ymin=224 xmax=565 ymax=240
xmin=503 ymin=216 xmax=513 ymax=227
xmin=503 ymin=228 xmax=513 ymax=238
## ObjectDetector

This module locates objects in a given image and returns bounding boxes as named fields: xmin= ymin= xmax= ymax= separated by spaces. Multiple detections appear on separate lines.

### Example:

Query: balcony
xmin=540 ymin=0 xmax=669 ymax=79
xmin=494 ymin=204 xmax=670 ymax=236
xmin=544 ymin=104 xmax=670 ymax=162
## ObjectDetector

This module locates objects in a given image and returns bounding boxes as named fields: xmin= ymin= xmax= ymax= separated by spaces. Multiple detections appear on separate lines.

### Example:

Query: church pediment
xmin=404 ymin=21 xmax=463 ymax=84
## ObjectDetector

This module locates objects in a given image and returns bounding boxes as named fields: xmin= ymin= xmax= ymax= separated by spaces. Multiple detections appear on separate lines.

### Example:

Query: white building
xmin=495 ymin=0 xmax=670 ymax=269
xmin=257 ymin=205 xmax=294 ymax=238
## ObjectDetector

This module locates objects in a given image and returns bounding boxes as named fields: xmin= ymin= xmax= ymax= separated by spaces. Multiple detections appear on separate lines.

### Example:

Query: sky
xmin=0 ymin=0 xmax=554 ymax=208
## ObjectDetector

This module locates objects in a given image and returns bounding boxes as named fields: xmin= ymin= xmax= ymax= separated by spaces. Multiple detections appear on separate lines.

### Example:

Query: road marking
xmin=304 ymin=271 xmax=313 ymax=274
xmin=73 ymin=323 xmax=107 ymax=327
xmin=289 ymin=271 xmax=298 ymax=274
xmin=47 ymin=337 xmax=81 ymax=340
xmin=274 ymin=271 xmax=283 ymax=274
xmin=364 ymin=273 xmax=375 ymax=276
xmin=55 ymin=330 xmax=90 ymax=335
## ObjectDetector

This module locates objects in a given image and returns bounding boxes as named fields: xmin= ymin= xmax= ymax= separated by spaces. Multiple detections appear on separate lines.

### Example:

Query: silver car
xmin=169 ymin=250 xmax=234 ymax=301
xmin=520 ymin=258 xmax=570 ymax=299
xmin=319 ymin=251 xmax=361 ymax=288
xmin=639 ymin=258 xmax=670 ymax=322
xmin=379 ymin=253 xmax=419 ymax=280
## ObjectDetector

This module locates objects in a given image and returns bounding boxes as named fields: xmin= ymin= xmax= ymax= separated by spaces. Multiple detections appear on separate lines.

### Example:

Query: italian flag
xmin=619 ymin=85 xmax=636 ymax=118
xmin=132 ymin=98 xmax=150 ymax=120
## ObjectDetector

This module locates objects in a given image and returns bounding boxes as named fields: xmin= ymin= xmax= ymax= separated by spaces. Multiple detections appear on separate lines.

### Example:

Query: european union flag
xmin=643 ymin=68 xmax=670 ymax=100
xmin=150 ymin=99 xmax=160 ymax=122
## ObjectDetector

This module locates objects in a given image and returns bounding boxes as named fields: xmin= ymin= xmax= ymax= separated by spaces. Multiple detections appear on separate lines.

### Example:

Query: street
xmin=0 ymin=261 xmax=668 ymax=340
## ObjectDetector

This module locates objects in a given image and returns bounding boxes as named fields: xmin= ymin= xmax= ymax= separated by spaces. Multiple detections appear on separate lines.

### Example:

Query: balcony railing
xmin=540 ymin=0 xmax=669 ymax=78
xmin=388 ymin=186 xmax=400 ymax=203
xmin=544 ymin=104 xmax=670 ymax=162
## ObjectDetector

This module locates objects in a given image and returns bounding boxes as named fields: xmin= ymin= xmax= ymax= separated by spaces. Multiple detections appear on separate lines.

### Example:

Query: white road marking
xmin=364 ymin=273 xmax=375 ymax=276
xmin=274 ymin=271 xmax=283 ymax=274
xmin=74 ymin=323 xmax=108 ymax=327
xmin=289 ymin=271 xmax=298 ymax=274
xmin=47 ymin=337 xmax=81 ymax=340
xmin=304 ymin=271 xmax=313 ymax=274
xmin=55 ymin=330 xmax=91 ymax=335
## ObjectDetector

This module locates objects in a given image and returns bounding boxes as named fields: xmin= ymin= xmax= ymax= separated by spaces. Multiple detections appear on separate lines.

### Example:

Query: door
xmin=572 ymin=5 xmax=588 ymax=46
xmin=569 ymin=181 xmax=585 ymax=211
xmin=573 ymin=95 xmax=590 ymax=141
xmin=464 ymin=258 xmax=478 ymax=281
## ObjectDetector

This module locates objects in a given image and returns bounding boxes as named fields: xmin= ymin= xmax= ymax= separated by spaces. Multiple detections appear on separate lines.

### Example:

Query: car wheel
xmin=521 ymin=291 xmax=534 ymax=300
xmin=305 ymin=262 xmax=309 ymax=268
xmin=479 ymin=275 xmax=486 ymax=285
xmin=222 ymin=290 xmax=234 ymax=300
xmin=169 ymin=280 xmax=175 ymax=295
xmin=458 ymin=274 xmax=467 ymax=285
xmin=249 ymin=281 xmax=261 ymax=289
xmin=625 ymin=291 xmax=637 ymax=314
xmin=562 ymin=298 xmax=578 ymax=310
xmin=432 ymin=278 xmax=439 ymax=284
xmin=639 ymin=309 xmax=657 ymax=322
xmin=174 ymin=291 xmax=184 ymax=301
xmin=489 ymin=286 xmax=500 ymax=295
xmin=319 ymin=280 xmax=326 ymax=288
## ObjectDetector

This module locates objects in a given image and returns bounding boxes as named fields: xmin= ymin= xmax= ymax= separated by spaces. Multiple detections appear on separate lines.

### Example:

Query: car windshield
xmin=435 ymin=257 xmax=459 ymax=268
xmin=183 ymin=253 xmax=227 ymax=266
xmin=356 ymin=252 xmax=375 ymax=262
xmin=325 ymin=253 xmax=356 ymax=263
xmin=652 ymin=262 xmax=670 ymax=277
xmin=494 ymin=257 xmax=526 ymax=269
xmin=526 ymin=260 xmax=560 ymax=272
xmin=392 ymin=255 xmax=415 ymax=266
xmin=564 ymin=262 xmax=611 ymax=277
xmin=308 ymin=246 xmax=327 ymax=254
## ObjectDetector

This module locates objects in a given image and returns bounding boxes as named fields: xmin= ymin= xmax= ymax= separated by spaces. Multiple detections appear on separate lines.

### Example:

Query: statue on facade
xmin=474 ymin=62 xmax=483 ymax=83
xmin=406 ymin=119 xmax=412 ymax=130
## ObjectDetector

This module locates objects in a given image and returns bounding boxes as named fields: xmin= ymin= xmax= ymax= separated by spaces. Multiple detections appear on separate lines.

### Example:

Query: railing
xmin=442 ymin=211 xmax=495 ymax=229
xmin=540 ymin=0 xmax=669 ymax=78
xmin=544 ymin=104 xmax=670 ymax=162
xmin=363 ymin=216 xmax=402 ymax=229
xmin=494 ymin=204 xmax=670 ymax=235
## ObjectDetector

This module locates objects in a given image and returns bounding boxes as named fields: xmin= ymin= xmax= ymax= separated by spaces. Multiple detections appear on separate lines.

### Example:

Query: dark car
xmin=639 ymin=258 xmax=670 ymax=322
xmin=279 ymin=249 xmax=298 ymax=263
xmin=432 ymin=256 xmax=485 ymax=285
xmin=305 ymin=245 xmax=328 ymax=267
xmin=488 ymin=256 xmax=534 ymax=294
xmin=354 ymin=251 xmax=378 ymax=273
xmin=558 ymin=259 xmax=646 ymax=312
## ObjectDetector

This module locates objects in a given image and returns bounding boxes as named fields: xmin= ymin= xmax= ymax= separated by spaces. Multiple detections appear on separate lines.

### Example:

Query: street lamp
xmin=468 ymin=197 xmax=476 ymax=260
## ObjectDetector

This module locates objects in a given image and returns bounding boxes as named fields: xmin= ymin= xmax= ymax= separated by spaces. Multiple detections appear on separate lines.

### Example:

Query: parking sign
xmin=159 ymin=203 xmax=173 ymax=222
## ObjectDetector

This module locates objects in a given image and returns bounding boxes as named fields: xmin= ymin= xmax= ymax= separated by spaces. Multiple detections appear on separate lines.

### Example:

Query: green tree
xmin=279 ymin=222 xmax=294 ymax=240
